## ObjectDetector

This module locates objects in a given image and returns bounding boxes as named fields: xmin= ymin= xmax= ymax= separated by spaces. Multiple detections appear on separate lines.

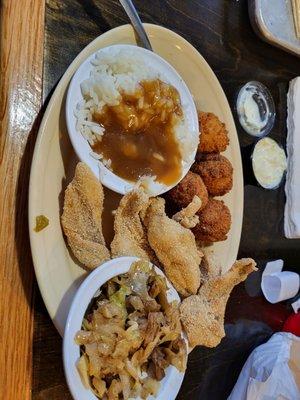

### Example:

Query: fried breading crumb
xmin=172 ymin=195 xmax=202 ymax=228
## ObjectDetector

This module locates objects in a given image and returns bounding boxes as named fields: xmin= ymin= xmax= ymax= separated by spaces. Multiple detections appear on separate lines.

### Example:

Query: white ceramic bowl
xmin=63 ymin=256 xmax=187 ymax=400
xmin=66 ymin=44 xmax=199 ymax=196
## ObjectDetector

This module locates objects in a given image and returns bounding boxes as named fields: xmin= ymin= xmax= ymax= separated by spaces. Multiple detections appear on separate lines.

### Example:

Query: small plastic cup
xmin=236 ymin=81 xmax=275 ymax=138
xmin=262 ymin=271 xmax=300 ymax=304
xmin=251 ymin=137 xmax=287 ymax=190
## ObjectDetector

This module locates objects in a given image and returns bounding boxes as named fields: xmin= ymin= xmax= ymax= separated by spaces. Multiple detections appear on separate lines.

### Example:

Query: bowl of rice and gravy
xmin=66 ymin=44 xmax=199 ymax=196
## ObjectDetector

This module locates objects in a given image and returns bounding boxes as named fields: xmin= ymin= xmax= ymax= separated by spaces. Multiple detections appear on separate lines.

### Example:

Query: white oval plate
xmin=63 ymin=256 xmax=186 ymax=400
xmin=29 ymin=24 xmax=243 ymax=336
xmin=66 ymin=44 xmax=199 ymax=196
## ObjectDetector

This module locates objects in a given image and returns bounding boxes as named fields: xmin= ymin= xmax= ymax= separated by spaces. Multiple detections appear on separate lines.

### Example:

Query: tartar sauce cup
xmin=236 ymin=81 xmax=275 ymax=138
xmin=251 ymin=137 xmax=287 ymax=190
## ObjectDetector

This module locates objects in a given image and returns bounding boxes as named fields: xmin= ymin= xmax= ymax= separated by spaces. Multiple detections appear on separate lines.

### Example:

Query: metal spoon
xmin=119 ymin=0 xmax=153 ymax=51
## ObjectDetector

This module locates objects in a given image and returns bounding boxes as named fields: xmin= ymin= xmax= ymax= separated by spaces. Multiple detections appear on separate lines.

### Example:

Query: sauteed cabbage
xmin=75 ymin=260 xmax=187 ymax=399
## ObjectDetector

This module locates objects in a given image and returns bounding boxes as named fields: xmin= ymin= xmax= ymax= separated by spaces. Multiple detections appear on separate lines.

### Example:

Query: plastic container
xmin=251 ymin=137 xmax=287 ymax=189
xmin=236 ymin=81 xmax=275 ymax=138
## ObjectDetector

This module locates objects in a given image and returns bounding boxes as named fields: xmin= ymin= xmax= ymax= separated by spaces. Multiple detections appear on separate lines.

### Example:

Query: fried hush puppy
xmin=193 ymin=198 xmax=231 ymax=242
xmin=192 ymin=153 xmax=233 ymax=196
xmin=198 ymin=112 xmax=229 ymax=153
xmin=166 ymin=171 xmax=208 ymax=210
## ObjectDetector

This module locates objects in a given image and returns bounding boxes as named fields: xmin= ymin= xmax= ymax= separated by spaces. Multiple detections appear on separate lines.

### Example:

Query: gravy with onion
xmin=92 ymin=79 xmax=183 ymax=185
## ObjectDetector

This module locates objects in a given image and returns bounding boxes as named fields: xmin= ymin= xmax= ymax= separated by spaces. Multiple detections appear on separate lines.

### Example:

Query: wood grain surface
xmin=30 ymin=1 xmax=300 ymax=400
xmin=0 ymin=1 xmax=45 ymax=399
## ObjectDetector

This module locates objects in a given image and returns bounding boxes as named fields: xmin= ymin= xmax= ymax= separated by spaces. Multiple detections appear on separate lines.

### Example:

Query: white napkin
xmin=284 ymin=77 xmax=300 ymax=238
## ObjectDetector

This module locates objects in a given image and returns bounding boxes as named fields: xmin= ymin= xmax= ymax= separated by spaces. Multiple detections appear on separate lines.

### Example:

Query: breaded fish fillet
xmin=180 ymin=258 xmax=257 ymax=347
xmin=61 ymin=162 xmax=110 ymax=269
xmin=143 ymin=197 xmax=203 ymax=297
xmin=110 ymin=190 xmax=159 ymax=263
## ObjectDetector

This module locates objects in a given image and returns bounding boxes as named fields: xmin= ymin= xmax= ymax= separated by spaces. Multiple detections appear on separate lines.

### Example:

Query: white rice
xmin=75 ymin=48 xmax=196 ymax=177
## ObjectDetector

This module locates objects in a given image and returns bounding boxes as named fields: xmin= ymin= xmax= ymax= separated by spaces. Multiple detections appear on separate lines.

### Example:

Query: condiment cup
xmin=251 ymin=137 xmax=287 ymax=190
xmin=66 ymin=44 xmax=199 ymax=196
xmin=235 ymin=81 xmax=275 ymax=138
xmin=261 ymin=260 xmax=300 ymax=304
xmin=63 ymin=256 xmax=187 ymax=400
xmin=262 ymin=272 xmax=300 ymax=304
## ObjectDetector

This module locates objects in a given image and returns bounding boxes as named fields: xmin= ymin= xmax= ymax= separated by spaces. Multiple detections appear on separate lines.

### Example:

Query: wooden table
xmin=1 ymin=1 xmax=300 ymax=399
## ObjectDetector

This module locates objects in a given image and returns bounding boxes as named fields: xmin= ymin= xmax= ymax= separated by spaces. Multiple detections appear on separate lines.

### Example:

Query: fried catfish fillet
xmin=61 ymin=162 xmax=110 ymax=269
xmin=143 ymin=197 xmax=203 ymax=297
xmin=110 ymin=190 xmax=159 ymax=263
xmin=180 ymin=258 xmax=257 ymax=347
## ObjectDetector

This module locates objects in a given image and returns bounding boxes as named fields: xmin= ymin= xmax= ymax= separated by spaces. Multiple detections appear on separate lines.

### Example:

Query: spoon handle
xmin=119 ymin=0 xmax=153 ymax=51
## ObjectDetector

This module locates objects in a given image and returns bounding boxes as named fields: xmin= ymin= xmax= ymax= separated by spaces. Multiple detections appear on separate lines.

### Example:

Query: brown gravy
xmin=92 ymin=79 xmax=183 ymax=185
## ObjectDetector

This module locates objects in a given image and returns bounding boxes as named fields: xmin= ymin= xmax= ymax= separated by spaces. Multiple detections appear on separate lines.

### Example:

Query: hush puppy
xmin=193 ymin=198 xmax=231 ymax=243
xmin=167 ymin=171 xmax=208 ymax=210
xmin=192 ymin=153 xmax=233 ymax=196
xmin=198 ymin=112 xmax=229 ymax=153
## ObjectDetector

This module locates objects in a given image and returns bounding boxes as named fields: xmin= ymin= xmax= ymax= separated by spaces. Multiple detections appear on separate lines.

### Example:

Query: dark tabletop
xmin=33 ymin=1 xmax=300 ymax=399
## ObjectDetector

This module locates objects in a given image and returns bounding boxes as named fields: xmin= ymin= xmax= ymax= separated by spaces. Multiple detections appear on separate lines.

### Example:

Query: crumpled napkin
xmin=228 ymin=332 xmax=300 ymax=400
